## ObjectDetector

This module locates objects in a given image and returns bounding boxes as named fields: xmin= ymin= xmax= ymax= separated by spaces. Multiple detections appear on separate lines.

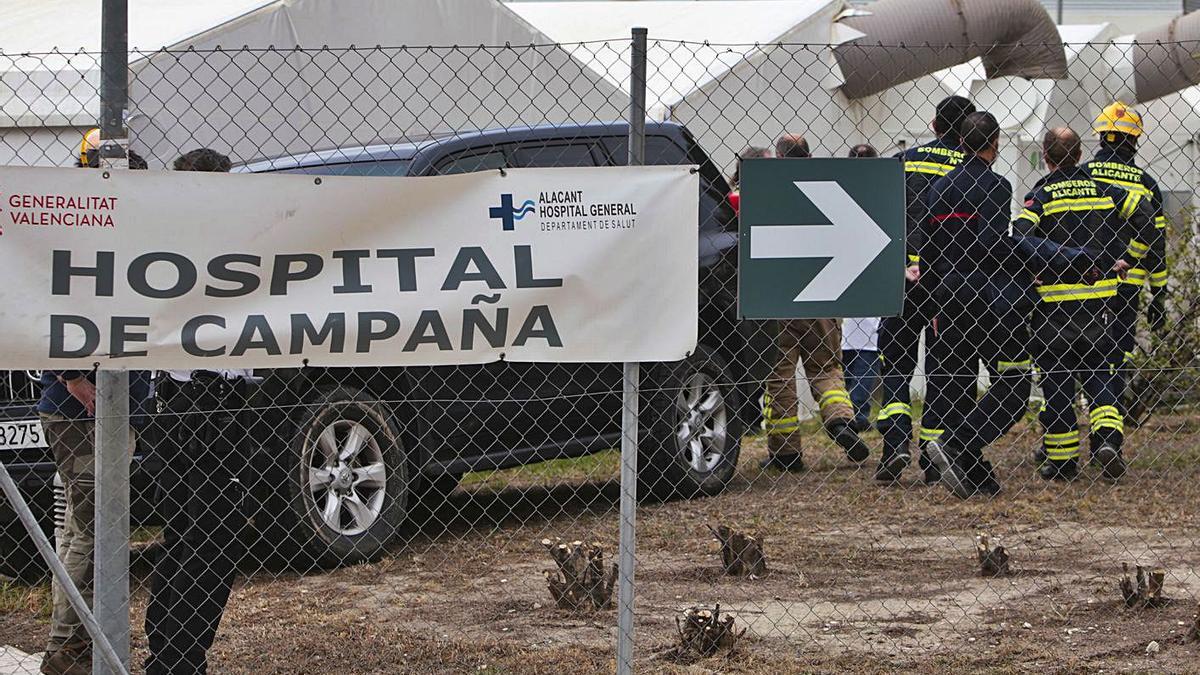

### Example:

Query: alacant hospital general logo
xmin=489 ymin=193 xmax=537 ymax=231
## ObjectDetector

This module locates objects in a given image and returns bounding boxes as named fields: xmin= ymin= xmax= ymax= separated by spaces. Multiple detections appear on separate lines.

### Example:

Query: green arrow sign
xmin=738 ymin=157 xmax=906 ymax=319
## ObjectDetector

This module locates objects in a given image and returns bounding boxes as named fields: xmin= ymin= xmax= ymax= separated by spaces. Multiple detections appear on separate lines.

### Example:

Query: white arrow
xmin=749 ymin=181 xmax=891 ymax=302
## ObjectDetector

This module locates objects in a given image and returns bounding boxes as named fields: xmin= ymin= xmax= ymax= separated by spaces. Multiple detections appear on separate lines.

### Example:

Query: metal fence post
xmin=95 ymin=2 xmax=132 ymax=674
xmin=616 ymin=25 xmax=648 ymax=675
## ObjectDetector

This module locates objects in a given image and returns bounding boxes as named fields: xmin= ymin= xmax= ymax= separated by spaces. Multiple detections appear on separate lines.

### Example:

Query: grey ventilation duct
xmin=834 ymin=0 xmax=1069 ymax=100
xmin=1131 ymin=10 xmax=1200 ymax=103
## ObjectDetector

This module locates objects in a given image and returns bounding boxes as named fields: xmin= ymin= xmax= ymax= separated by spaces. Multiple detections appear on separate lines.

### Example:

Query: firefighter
xmin=1016 ymin=127 xmax=1158 ymax=483
xmin=874 ymin=95 xmax=975 ymax=484
xmin=760 ymin=134 xmax=870 ymax=471
xmin=921 ymin=112 xmax=1099 ymax=499
xmin=1083 ymin=102 xmax=1170 ymax=419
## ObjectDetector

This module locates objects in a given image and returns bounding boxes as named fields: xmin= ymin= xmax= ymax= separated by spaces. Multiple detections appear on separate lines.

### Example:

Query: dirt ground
xmin=4 ymin=409 xmax=1200 ymax=674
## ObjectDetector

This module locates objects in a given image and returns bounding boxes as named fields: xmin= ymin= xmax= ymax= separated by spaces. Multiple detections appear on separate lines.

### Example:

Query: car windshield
xmin=277 ymin=159 xmax=412 ymax=177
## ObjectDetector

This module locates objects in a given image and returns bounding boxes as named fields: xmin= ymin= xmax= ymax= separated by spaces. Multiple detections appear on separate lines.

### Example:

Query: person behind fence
xmin=143 ymin=147 xmax=252 ymax=675
xmin=39 ymin=129 xmax=151 ymax=675
xmin=1016 ymin=127 xmax=1158 ymax=483
xmin=921 ymin=112 xmax=1098 ymax=499
xmin=874 ymin=96 xmax=975 ymax=485
xmin=1083 ymin=102 xmax=1171 ymax=419
xmin=759 ymin=133 xmax=871 ymax=471
xmin=840 ymin=145 xmax=882 ymax=433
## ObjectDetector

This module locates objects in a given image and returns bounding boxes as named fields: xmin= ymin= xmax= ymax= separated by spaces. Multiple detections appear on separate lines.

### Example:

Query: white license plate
xmin=0 ymin=419 xmax=48 ymax=450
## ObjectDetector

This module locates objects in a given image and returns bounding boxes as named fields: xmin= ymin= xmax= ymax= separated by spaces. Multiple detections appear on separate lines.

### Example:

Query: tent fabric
xmin=0 ymin=0 xmax=626 ymax=166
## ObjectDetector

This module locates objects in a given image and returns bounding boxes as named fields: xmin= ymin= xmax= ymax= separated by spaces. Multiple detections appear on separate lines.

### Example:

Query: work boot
xmin=926 ymin=441 xmax=1000 ymax=499
xmin=1038 ymin=458 xmax=1079 ymax=482
xmin=874 ymin=440 xmax=910 ymax=484
xmin=1092 ymin=442 xmax=1126 ymax=483
xmin=760 ymin=451 xmax=805 ymax=472
xmin=41 ymin=641 xmax=91 ymax=675
xmin=850 ymin=417 xmax=872 ymax=434
xmin=918 ymin=444 xmax=941 ymax=484
xmin=828 ymin=420 xmax=870 ymax=464
xmin=1031 ymin=446 xmax=1047 ymax=466
xmin=761 ymin=435 xmax=805 ymax=472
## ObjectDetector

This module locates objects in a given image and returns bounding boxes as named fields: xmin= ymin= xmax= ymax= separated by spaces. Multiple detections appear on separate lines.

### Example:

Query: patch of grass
xmin=0 ymin=578 xmax=52 ymax=619
xmin=460 ymin=448 xmax=621 ymax=490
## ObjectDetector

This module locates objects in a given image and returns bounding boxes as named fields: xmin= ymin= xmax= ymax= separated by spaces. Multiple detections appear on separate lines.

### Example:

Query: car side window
xmin=601 ymin=136 xmax=684 ymax=166
xmin=511 ymin=142 xmax=597 ymax=168
xmin=434 ymin=149 xmax=509 ymax=175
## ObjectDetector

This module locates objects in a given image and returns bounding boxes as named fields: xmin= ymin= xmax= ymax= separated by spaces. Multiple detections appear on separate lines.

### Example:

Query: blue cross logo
xmin=489 ymin=193 xmax=536 ymax=231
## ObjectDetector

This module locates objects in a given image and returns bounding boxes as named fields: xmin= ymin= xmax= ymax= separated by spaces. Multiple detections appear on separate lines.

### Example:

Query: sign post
xmin=738 ymin=157 xmax=906 ymax=319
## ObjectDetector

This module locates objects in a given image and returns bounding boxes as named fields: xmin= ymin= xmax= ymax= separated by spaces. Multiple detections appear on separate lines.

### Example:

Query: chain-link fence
xmin=2 ymin=32 xmax=1200 ymax=674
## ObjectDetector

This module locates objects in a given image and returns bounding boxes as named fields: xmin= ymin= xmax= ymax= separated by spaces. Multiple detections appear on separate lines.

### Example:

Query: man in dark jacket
xmin=921 ymin=113 xmax=1097 ymax=499
xmin=875 ymin=96 xmax=974 ymax=484
xmin=1016 ymin=127 xmax=1158 ymax=483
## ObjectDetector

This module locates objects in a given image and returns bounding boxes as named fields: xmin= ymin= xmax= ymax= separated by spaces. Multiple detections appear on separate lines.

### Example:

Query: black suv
xmin=0 ymin=121 xmax=772 ymax=574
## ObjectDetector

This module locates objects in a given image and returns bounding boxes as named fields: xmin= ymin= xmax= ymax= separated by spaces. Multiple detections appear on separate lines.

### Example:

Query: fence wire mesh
xmin=2 ymin=37 xmax=1200 ymax=674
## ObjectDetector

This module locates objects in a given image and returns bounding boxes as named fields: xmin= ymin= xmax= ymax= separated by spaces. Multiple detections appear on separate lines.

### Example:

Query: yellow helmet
xmin=79 ymin=127 xmax=101 ymax=165
xmin=1093 ymin=102 xmax=1143 ymax=139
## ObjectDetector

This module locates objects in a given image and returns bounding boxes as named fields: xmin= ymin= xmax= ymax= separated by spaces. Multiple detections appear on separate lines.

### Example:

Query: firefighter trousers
xmin=877 ymin=281 xmax=933 ymax=455
xmin=764 ymin=318 xmax=853 ymax=455
xmin=925 ymin=294 xmax=1033 ymax=461
xmin=1036 ymin=317 xmax=1124 ymax=462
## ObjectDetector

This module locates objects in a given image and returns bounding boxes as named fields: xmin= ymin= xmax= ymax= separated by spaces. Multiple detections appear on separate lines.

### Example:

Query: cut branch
xmin=675 ymin=604 xmax=746 ymax=657
xmin=975 ymin=533 xmax=1010 ymax=577
xmin=541 ymin=538 xmax=617 ymax=612
xmin=707 ymin=524 xmax=767 ymax=577
xmin=1120 ymin=563 xmax=1170 ymax=609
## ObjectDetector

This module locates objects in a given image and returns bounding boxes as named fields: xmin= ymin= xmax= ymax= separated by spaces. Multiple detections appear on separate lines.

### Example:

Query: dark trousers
xmin=876 ymin=282 xmax=931 ymax=453
xmin=1110 ymin=284 xmax=1141 ymax=405
xmin=145 ymin=376 xmax=247 ymax=675
xmin=842 ymin=349 xmax=880 ymax=428
xmin=926 ymin=293 xmax=1033 ymax=460
xmin=1036 ymin=309 xmax=1124 ymax=461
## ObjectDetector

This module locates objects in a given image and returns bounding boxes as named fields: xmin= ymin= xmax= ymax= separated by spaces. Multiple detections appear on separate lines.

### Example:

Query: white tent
xmin=0 ymin=0 xmax=626 ymax=167
xmin=508 ymin=0 xmax=866 ymax=172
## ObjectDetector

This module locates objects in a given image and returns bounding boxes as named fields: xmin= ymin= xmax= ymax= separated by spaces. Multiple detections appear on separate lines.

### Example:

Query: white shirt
xmin=841 ymin=317 xmax=880 ymax=352
xmin=165 ymin=369 xmax=254 ymax=382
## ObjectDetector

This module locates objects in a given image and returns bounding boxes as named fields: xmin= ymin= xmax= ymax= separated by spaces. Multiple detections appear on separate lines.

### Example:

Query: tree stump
xmin=676 ymin=604 xmax=745 ymax=657
xmin=1119 ymin=563 xmax=1169 ymax=608
xmin=707 ymin=525 xmax=767 ymax=577
xmin=541 ymin=538 xmax=617 ymax=612
xmin=975 ymin=533 xmax=1010 ymax=577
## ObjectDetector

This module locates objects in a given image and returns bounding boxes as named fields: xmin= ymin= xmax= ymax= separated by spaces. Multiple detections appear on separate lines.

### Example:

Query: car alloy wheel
xmin=674 ymin=371 xmax=728 ymax=473
xmin=306 ymin=419 xmax=387 ymax=537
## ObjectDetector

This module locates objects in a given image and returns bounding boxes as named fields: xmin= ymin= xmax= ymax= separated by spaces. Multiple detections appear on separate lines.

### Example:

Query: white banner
xmin=0 ymin=165 xmax=698 ymax=369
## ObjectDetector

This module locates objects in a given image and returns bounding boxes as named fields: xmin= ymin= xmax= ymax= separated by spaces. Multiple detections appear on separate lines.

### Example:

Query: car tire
xmin=640 ymin=345 xmax=743 ymax=501
xmin=283 ymin=386 xmax=411 ymax=567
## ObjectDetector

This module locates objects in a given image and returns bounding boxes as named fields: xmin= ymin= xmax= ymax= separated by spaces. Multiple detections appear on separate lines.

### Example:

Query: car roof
xmin=235 ymin=120 xmax=686 ymax=172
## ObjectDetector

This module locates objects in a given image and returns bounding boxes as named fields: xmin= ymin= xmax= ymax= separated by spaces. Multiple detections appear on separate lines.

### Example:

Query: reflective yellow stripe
xmin=1093 ymin=176 xmax=1151 ymax=196
xmin=1127 ymin=239 xmax=1149 ymax=259
xmin=905 ymin=161 xmax=955 ymax=176
xmin=1090 ymin=405 xmax=1120 ymax=420
xmin=819 ymin=390 xmax=852 ymax=409
xmin=1037 ymin=278 xmax=1119 ymax=302
xmin=918 ymin=428 xmax=944 ymax=442
xmin=1123 ymin=351 xmax=1136 ymax=364
xmin=1042 ymin=197 xmax=1115 ymax=215
xmin=1153 ymin=215 xmax=1168 ymax=229
xmin=1150 ymin=270 xmax=1168 ymax=288
xmin=1017 ymin=208 xmax=1041 ymax=225
xmin=1044 ymin=430 xmax=1080 ymax=443
xmin=1111 ymin=118 xmax=1142 ymax=133
xmin=1119 ymin=192 xmax=1143 ymax=219
xmin=1093 ymin=419 xmax=1125 ymax=433
xmin=876 ymin=402 xmax=912 ymax=420
xmin=997 ymin=359 xmax=1032 ymax=372
xmin=907 ymin=254 xmax=920 ymax=265
xmin=1046 ymin=444 xmax=1081 ymax=460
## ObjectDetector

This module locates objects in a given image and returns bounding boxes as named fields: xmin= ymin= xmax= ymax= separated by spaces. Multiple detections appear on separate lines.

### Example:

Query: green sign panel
xmin=738 ymin=157 xmax=905 ymax=319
